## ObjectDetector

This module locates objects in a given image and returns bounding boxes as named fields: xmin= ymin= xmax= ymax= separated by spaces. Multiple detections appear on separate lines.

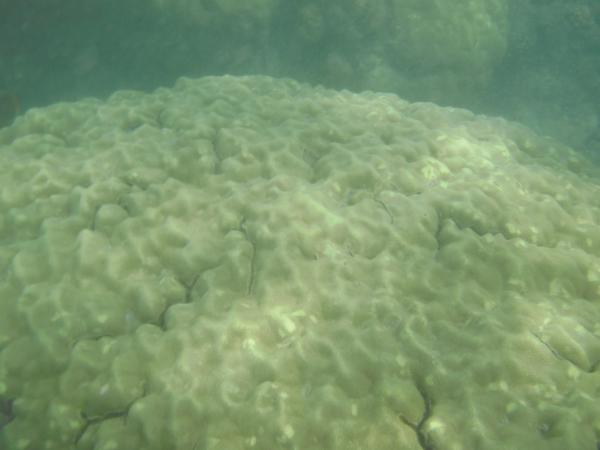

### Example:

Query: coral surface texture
xmin=0 ymin=76 xmax=599 ymax=449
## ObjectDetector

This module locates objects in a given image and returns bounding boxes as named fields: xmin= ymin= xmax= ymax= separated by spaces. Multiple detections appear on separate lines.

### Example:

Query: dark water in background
xmin=0 ymin=0 xmax=599 ymax=161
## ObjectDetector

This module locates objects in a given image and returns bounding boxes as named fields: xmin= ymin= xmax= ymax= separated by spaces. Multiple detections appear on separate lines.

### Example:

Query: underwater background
xmin=1 ymin=0 xmax=599 ymax=162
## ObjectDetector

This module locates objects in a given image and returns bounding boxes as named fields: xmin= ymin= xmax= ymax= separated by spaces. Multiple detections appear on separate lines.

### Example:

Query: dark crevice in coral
xmin=374 ymin=198 xmax=394 ymax=224
xmin=181 ymin=274 xmax=201 ymax=303
xmin=238 ymin=217 xmax=257 ymax=297
xmin=0 ymin=397 xmax=15 ymax=430
xmin=89 ymin=205 xmax=101 ymax=231
xmin=73 ymin=390 xmax=145 ymax=446
xmin=156 ymin=305 xmax=169 ymax=331
xmin=414 ymin=382 xmax=434 ymax=450
xmin=71 ymin=333 xmax=114 ymax=347
xmin=531 ymin=331 xmax=596 ymax=373
xmin=74 ymin=409 xmax=127 ymax=445
xmin=432 ymin=214 xmax=444 ymax=259
xmin=398 ymin=381 xmax=434 ymax=450
xmin=531 ymin=332 xmax=563 ymax=361
xmin=156 ymin=275 xmax=200 ymax=330
xmin=210 ymin=128 xmax=223 ymax=174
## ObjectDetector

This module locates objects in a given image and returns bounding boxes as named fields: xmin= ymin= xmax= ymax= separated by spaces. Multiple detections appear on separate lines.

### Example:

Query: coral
xmin=0 ymin=75 xmax=599 ymax=449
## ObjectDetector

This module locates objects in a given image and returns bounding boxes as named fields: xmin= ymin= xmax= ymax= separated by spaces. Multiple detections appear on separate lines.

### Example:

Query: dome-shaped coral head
xmin=0 ymin=90 xmax=19 ymax=128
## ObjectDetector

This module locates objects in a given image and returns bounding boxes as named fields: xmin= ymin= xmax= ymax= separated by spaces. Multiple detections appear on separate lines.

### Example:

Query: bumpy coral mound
xmin=0 ymin=76 xmax=599 ymax=449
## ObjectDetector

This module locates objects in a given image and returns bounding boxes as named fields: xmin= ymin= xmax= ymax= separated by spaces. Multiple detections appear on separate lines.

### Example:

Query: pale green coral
xmin=0 ymin=76 xmax=600 ymax=449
